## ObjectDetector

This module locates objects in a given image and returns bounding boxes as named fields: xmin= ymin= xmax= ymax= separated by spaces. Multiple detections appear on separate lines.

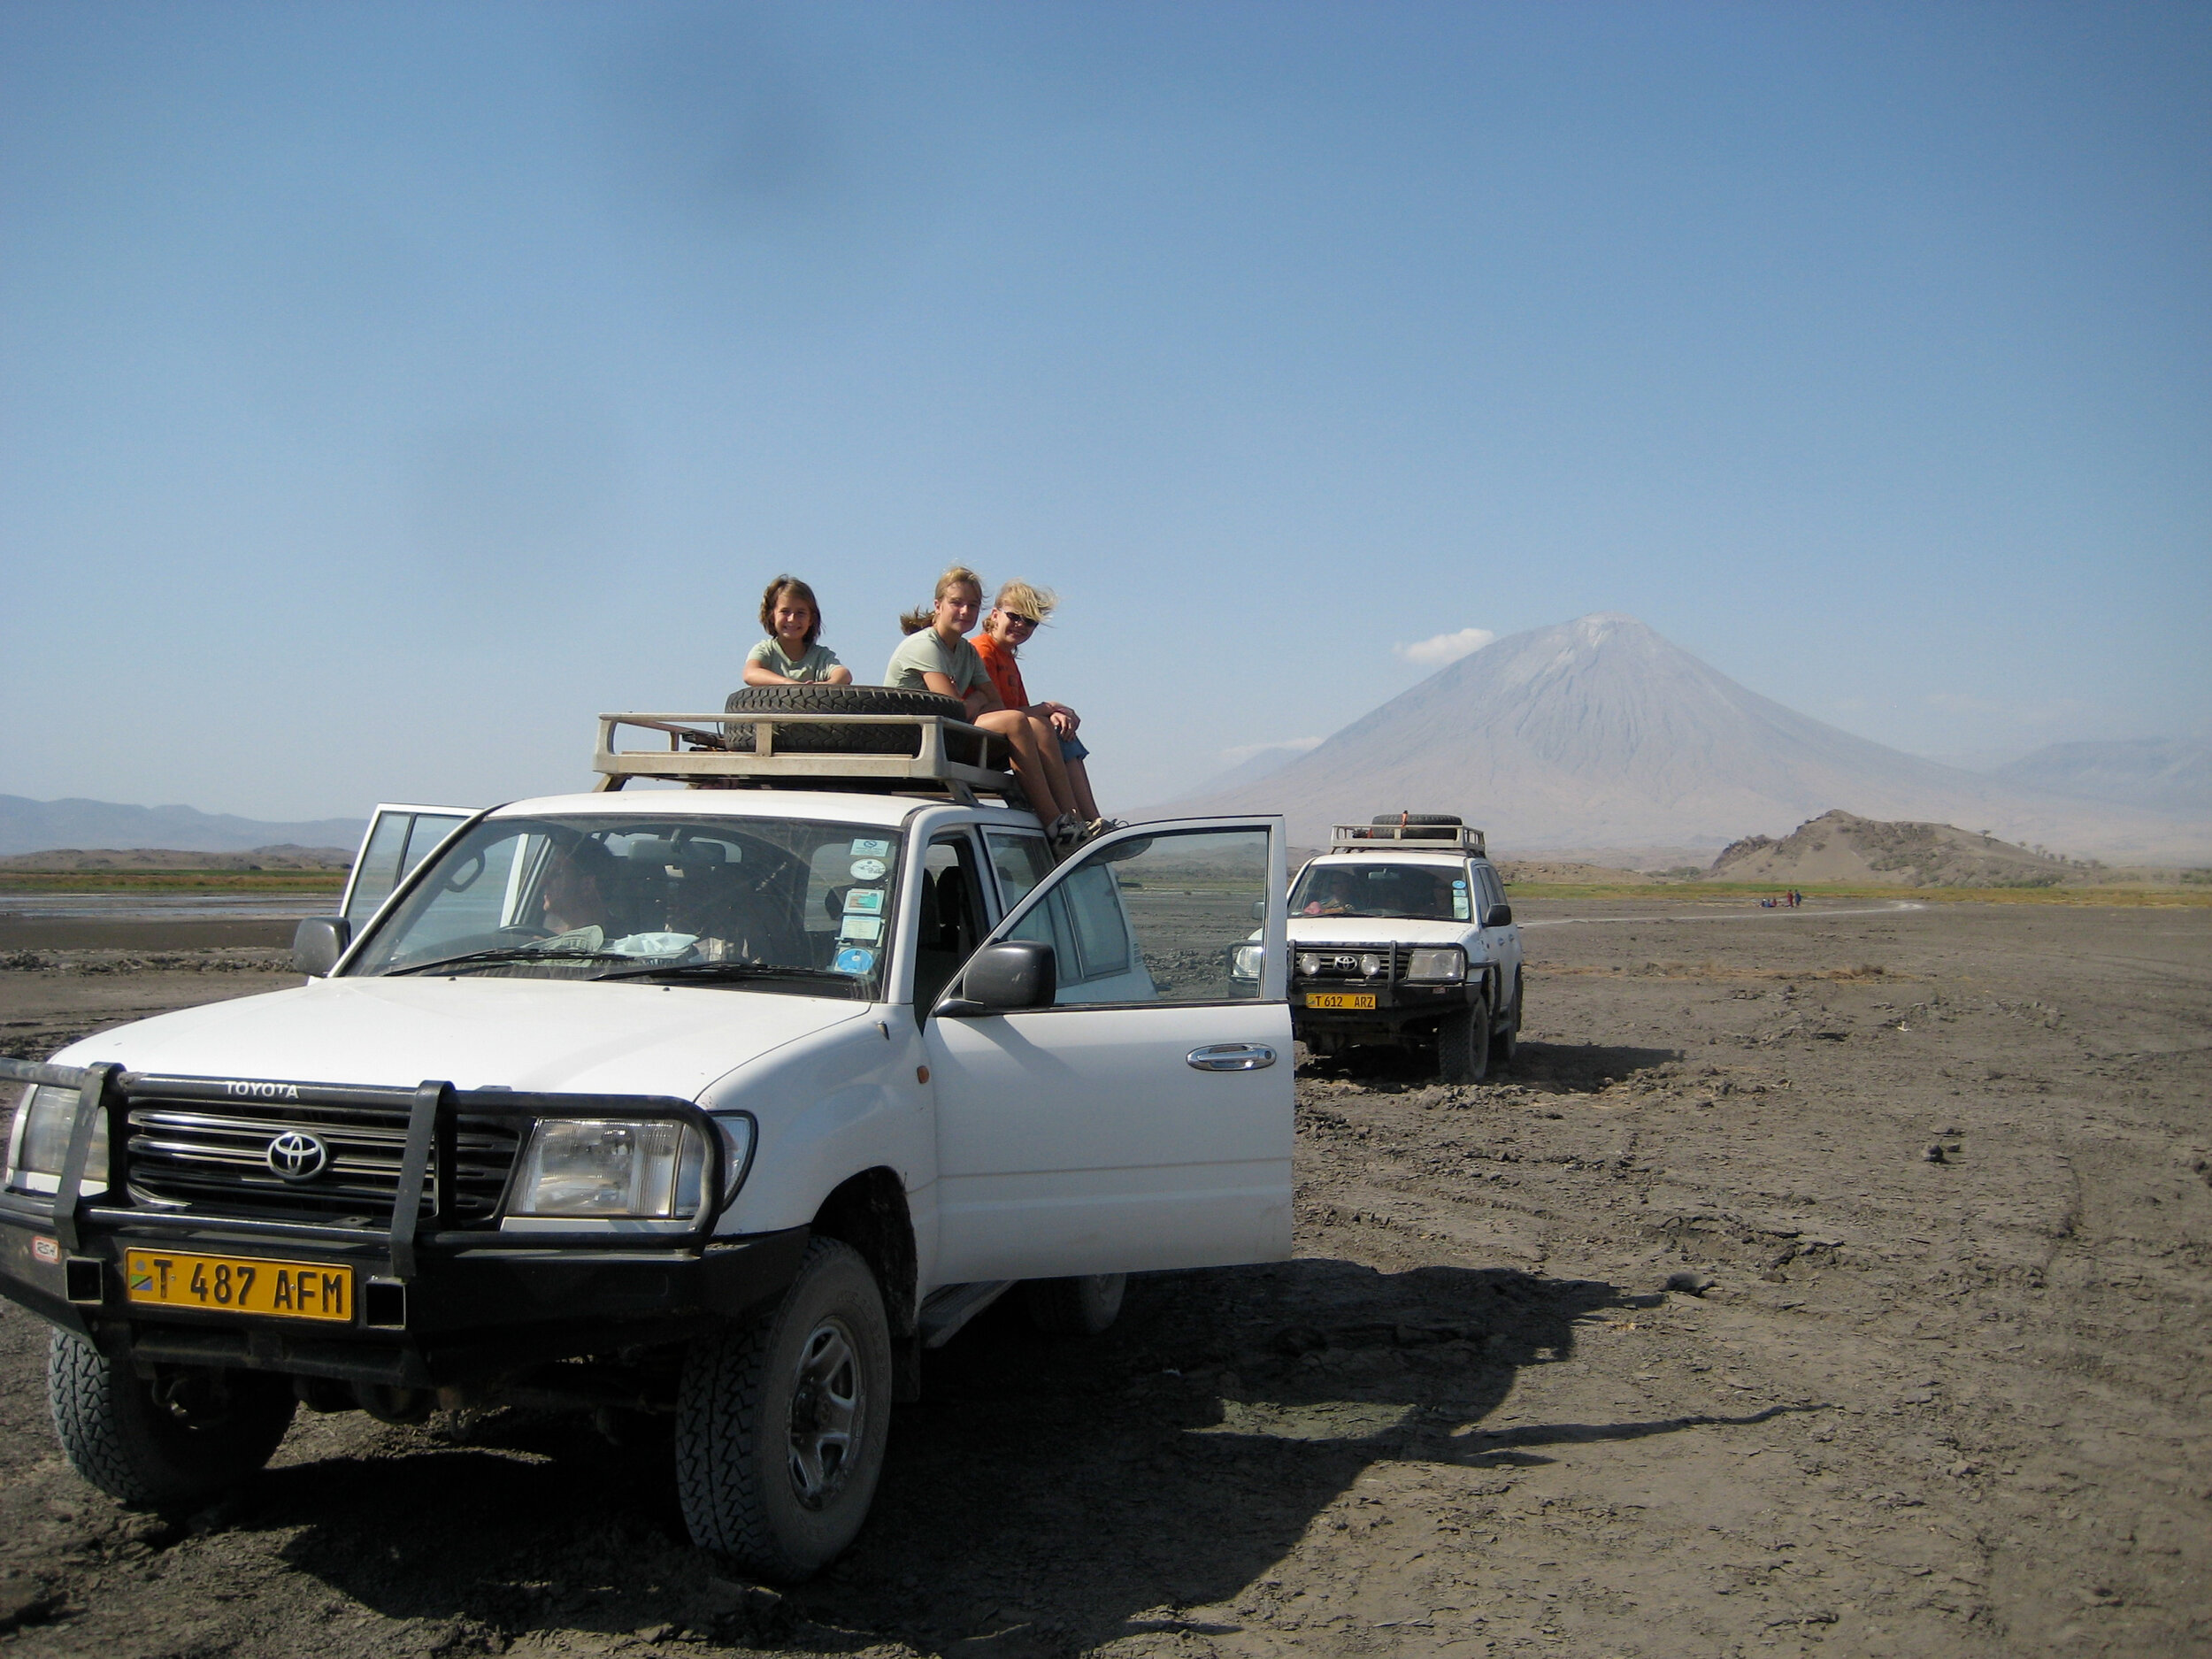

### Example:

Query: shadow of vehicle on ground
xmin=1299 ymin=1039 xmax=1678 ymax=1094
xmin=257 ymin=1257 xmax=1788 ymax=1654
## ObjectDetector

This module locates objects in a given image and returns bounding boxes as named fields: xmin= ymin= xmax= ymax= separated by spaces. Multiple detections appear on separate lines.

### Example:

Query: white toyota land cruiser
xmin=1275 ymin=814 xmax=1523 ymax=1082
xmin=0 ymin=699 xmax=1293 ymax=1579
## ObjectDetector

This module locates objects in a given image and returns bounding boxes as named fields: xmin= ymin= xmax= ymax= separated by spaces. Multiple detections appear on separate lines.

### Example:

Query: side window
xmin=916 ymin=833 xmax=988 ymax=1011
xmin=1476 ymin=864 xmax=1506 ymax=915
xmin=343 ymin=809 xmax=471 ymax=928
xmin=983 ymin=830 xmax=1054 ymax=912
xmin=1000 ymin=826 xmax=1271 ymax=1007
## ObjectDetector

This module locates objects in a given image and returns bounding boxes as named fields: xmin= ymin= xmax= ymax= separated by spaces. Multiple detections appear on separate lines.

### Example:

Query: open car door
xmin=922 ymin=817 xmax=1293 ymax=1284
xmin=338 ymin=804 xmax=478 ymax=932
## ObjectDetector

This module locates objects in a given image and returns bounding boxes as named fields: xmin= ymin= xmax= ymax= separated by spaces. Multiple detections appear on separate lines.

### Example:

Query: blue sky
xmin=3 ymin=1 xmax=2205 ymax=819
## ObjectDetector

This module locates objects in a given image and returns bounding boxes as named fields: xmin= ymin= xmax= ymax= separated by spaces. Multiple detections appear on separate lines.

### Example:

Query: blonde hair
xmin=898 ymin=565 xmax=985 ymax=634
xmin=990 ymin=580 xmax=1057 ymax=623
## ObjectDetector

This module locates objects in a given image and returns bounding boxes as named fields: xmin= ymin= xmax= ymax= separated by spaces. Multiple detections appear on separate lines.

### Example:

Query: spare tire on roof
xmin=722 ymin=685 xmax=984 ymax=764
xmin=1371 ymin=812 xmax=1463 ymax=840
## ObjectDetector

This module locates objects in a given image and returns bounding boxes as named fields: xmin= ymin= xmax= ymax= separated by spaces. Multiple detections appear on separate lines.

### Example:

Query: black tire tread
xmin=675 ymin=1237 xmax=890 ymax=1579
xmin=722 ymin=686 xmax=977 ymax=761
xmin=1024 ymin=1273 xmax=1126 ymax=1336
xmin=48 ymin=1331 xmax=294 ymax=1511
xmin=1437 ymin=986 xmax=1493 ymax=1086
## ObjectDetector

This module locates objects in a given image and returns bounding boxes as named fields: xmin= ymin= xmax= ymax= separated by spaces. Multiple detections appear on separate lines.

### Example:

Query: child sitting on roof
xmin=972 ymin=580 xmax=1114 ymax=837
xmin=743 ymin=575 xmax=853 ymax=686
xmin=885 ymin=566 xmax=1085 ymax=851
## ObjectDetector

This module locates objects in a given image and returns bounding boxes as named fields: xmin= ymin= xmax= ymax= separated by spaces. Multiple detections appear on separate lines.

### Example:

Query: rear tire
xmin=1493 ymin=972 xmax=1523 ymax=1068
xmin=48 ymin=1332 xmax=296 ymax=1512
xmin=1437 ymin=986 xmax=1493 ymax=1085
xmin=675 ymin=1239 xmax=892 ymax=1579
xmin=722 ymin=686 xmax=978 ymax=763
xmin=1024 ymin=1273 xmax=1126 ymax=1336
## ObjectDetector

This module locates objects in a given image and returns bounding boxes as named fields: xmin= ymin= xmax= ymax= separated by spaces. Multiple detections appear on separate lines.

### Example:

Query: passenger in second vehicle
xmin=972 ymin=580 xmax=1115 ymax=837
xmin=743 ymin=575 xmax=853 ymax=686
xmin=886 ymin=566 xmax=1085 ymax=850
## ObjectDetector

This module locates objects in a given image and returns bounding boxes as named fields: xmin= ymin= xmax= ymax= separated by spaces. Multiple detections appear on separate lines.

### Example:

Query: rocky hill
xmin=1707 ymin=810 xmax=2078 ymax=887
xmin=1171 ymin=614 xmax=2208 ymax=858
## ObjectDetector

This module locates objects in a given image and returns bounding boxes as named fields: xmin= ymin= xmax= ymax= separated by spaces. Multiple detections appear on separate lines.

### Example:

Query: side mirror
xmin=1250 ymin=898 xmax=1267 ymax=922
xmin=1482 ymin=902 xmax=1513 ymax=928
xmin=293 ymin=917 xmax=352 ymax=977
xmin=936 ymin=940 xmax=1057 ymax=1015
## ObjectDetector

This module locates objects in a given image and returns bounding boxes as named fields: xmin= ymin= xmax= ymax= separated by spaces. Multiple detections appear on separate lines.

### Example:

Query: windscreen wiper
xmin=384 ymin=946 xmax=639 ymax=978
xmin=596 ymin=960 xmax=868 ymax=990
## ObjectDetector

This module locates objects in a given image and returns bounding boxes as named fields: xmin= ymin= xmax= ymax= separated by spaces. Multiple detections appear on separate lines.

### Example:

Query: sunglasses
xmin=1001 ymin=613 xmax=1041 ymax=629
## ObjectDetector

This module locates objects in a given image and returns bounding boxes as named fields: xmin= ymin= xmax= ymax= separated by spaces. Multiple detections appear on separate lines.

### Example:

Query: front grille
xmin=1294 ymin=944 xmax=1408 ymax=984
xmin=123 ymin=1099 xmax=521 ymax=1226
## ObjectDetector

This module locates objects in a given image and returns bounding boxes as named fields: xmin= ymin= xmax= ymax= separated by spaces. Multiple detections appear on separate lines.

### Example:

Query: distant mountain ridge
xmin=0 ymin=795 xmax=367 ymax=858
xmin=1991 ymin=738 xmax=2212 ymax=817
xmin=1171 ymin=614 xmax=2209 ymax=859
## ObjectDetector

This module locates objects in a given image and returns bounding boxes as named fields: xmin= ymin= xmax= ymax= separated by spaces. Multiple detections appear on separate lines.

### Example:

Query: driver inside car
xmin=1301 ymin=869 xmax=1358 ymax=916
xmin=537 ymin=840 xmax=619 ymax=949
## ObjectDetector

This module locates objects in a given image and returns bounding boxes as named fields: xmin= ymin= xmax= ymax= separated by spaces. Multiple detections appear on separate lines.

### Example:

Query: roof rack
xmin=1329 ymin=822 xmax=1486 ymax=856
xmin=593 ymin=712 xmax=1022 ymax=805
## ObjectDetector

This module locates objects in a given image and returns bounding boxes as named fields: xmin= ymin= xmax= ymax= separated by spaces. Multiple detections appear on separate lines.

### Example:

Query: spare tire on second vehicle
xmin=1371 ymin=812 xmax=1463 ymax=840
xmin=722 ymin=686 xmax=982 ymax=764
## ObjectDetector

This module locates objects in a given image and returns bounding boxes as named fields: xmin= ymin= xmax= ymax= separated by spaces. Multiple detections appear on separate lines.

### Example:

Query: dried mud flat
xmin=0 ymin=899 xmax=2205 ymax=1659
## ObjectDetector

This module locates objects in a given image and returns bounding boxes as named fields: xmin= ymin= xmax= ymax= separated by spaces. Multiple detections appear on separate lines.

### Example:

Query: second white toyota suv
xmin=1268 ymin=814 xmax=1522 ymax=1081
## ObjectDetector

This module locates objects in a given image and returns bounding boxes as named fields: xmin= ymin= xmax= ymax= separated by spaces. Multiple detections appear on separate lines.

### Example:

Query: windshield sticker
xmin=833 ymin=947 xmax=878 ymax=975
xmin=843 ymin=888 xmax=885 ymax=915
xmin=839 ymin=915 xmax=883 ymax=941
xmin=1453 ymin=879 xmax=1468 ymax=888
xmin=849 ymin=839 xmax=890 ymax=857
xmin=849 ymin=856 xmax=887 ymax=881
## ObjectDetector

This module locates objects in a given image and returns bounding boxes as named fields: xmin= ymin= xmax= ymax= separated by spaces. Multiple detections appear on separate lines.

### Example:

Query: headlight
xmin=1405 ymin=947 xmax=1466 ymax=983
xmin=1296 ymin=953 xmax=1320 ymax=976
xmin=1227 ymin=943 xmax=1264 ymax=981
xmin=7 ymin=1085 xmax=107 ymax=1195
xmin=509 ymin=1115 xmax=752 ymax=1219
xmin=1360 ymin=953 xmax=1384 ymax=977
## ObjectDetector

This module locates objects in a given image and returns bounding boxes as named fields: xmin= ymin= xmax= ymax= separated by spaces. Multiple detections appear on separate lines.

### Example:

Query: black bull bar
xmin=0 ymin=1056 xmax=803 ymax=1388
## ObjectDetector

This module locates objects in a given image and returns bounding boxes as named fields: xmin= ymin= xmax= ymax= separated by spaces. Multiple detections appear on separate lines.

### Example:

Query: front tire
xmin=1437 ymin=985 xmax=1494 ymax=1085
xmin=1024 ymin=1273 xmax=1126 ymax=1336
xmin=675 ymin=1239 xmax=892 ymax=1579
xmin=48 ymin=1333 xmax=296 ymax=1511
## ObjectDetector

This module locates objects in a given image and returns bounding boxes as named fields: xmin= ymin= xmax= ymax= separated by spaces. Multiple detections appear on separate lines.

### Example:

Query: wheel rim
xmin=786 ymin=1317 xmax=864 ymax=1509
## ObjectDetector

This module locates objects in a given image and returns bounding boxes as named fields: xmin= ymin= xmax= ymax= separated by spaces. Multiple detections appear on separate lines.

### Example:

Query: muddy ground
xmin=0 ymin=897 xmax=2204 ymax=1658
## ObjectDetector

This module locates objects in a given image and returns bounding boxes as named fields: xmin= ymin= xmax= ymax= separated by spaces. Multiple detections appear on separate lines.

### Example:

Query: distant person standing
xmin=743 ymin=576 xmax=853 ymax=686
xmin=972 ymin=580 xmax=1113 ymax=835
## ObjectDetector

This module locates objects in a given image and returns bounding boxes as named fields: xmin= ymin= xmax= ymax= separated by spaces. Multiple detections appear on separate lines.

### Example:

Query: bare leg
xmin=976 ymin=710 xmax=1068 ymax=824
xmin=1028 ymin=715 xmax=1078 ymax=813
xmin=1064 ymin=757 xmax=1102 ymax=822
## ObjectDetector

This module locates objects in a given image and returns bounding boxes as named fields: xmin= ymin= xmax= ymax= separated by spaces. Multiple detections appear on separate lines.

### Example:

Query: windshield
xmin=346 ymin=815 xmax=903 ymax=998
xmin=1289 ymin=860 xmax=1470 ymax=923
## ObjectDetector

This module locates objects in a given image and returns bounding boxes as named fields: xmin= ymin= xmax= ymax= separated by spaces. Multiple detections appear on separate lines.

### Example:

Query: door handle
xmin=1187 ymin=1043 xmax=1277 ymax=1071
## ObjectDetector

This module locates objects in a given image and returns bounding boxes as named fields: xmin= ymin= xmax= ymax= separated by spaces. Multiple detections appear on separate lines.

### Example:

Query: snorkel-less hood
xmin=47 ymin=975 xmax=874 ymax=1101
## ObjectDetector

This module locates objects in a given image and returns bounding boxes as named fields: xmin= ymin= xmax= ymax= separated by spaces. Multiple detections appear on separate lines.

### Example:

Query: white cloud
xmin=1221 ymin=736 xmax=1323 ymax=765
xmin=1392 ymin=626 xmax=1495 ymax=667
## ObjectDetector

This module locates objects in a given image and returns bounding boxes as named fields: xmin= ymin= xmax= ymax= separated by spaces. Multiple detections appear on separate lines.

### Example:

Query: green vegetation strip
xmin=0 ymin=872 xmax=345 ymax=894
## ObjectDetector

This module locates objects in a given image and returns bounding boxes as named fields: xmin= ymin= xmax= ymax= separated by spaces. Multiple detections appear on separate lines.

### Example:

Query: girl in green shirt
xmin=744 ymin=576 xmax=853 ymax=686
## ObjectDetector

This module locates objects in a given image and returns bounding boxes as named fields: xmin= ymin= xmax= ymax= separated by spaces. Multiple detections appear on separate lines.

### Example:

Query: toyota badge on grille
xmin=265 ymin=1131 xmax=329 ymax=1182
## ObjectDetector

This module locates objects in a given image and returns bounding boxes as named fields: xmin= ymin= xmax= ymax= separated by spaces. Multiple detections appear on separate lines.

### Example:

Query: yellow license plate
xmin=124 ymin=1249 xmax=353 ymax=1324
xmin=1306 ymin=993 xmax=1377 ymax=1010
